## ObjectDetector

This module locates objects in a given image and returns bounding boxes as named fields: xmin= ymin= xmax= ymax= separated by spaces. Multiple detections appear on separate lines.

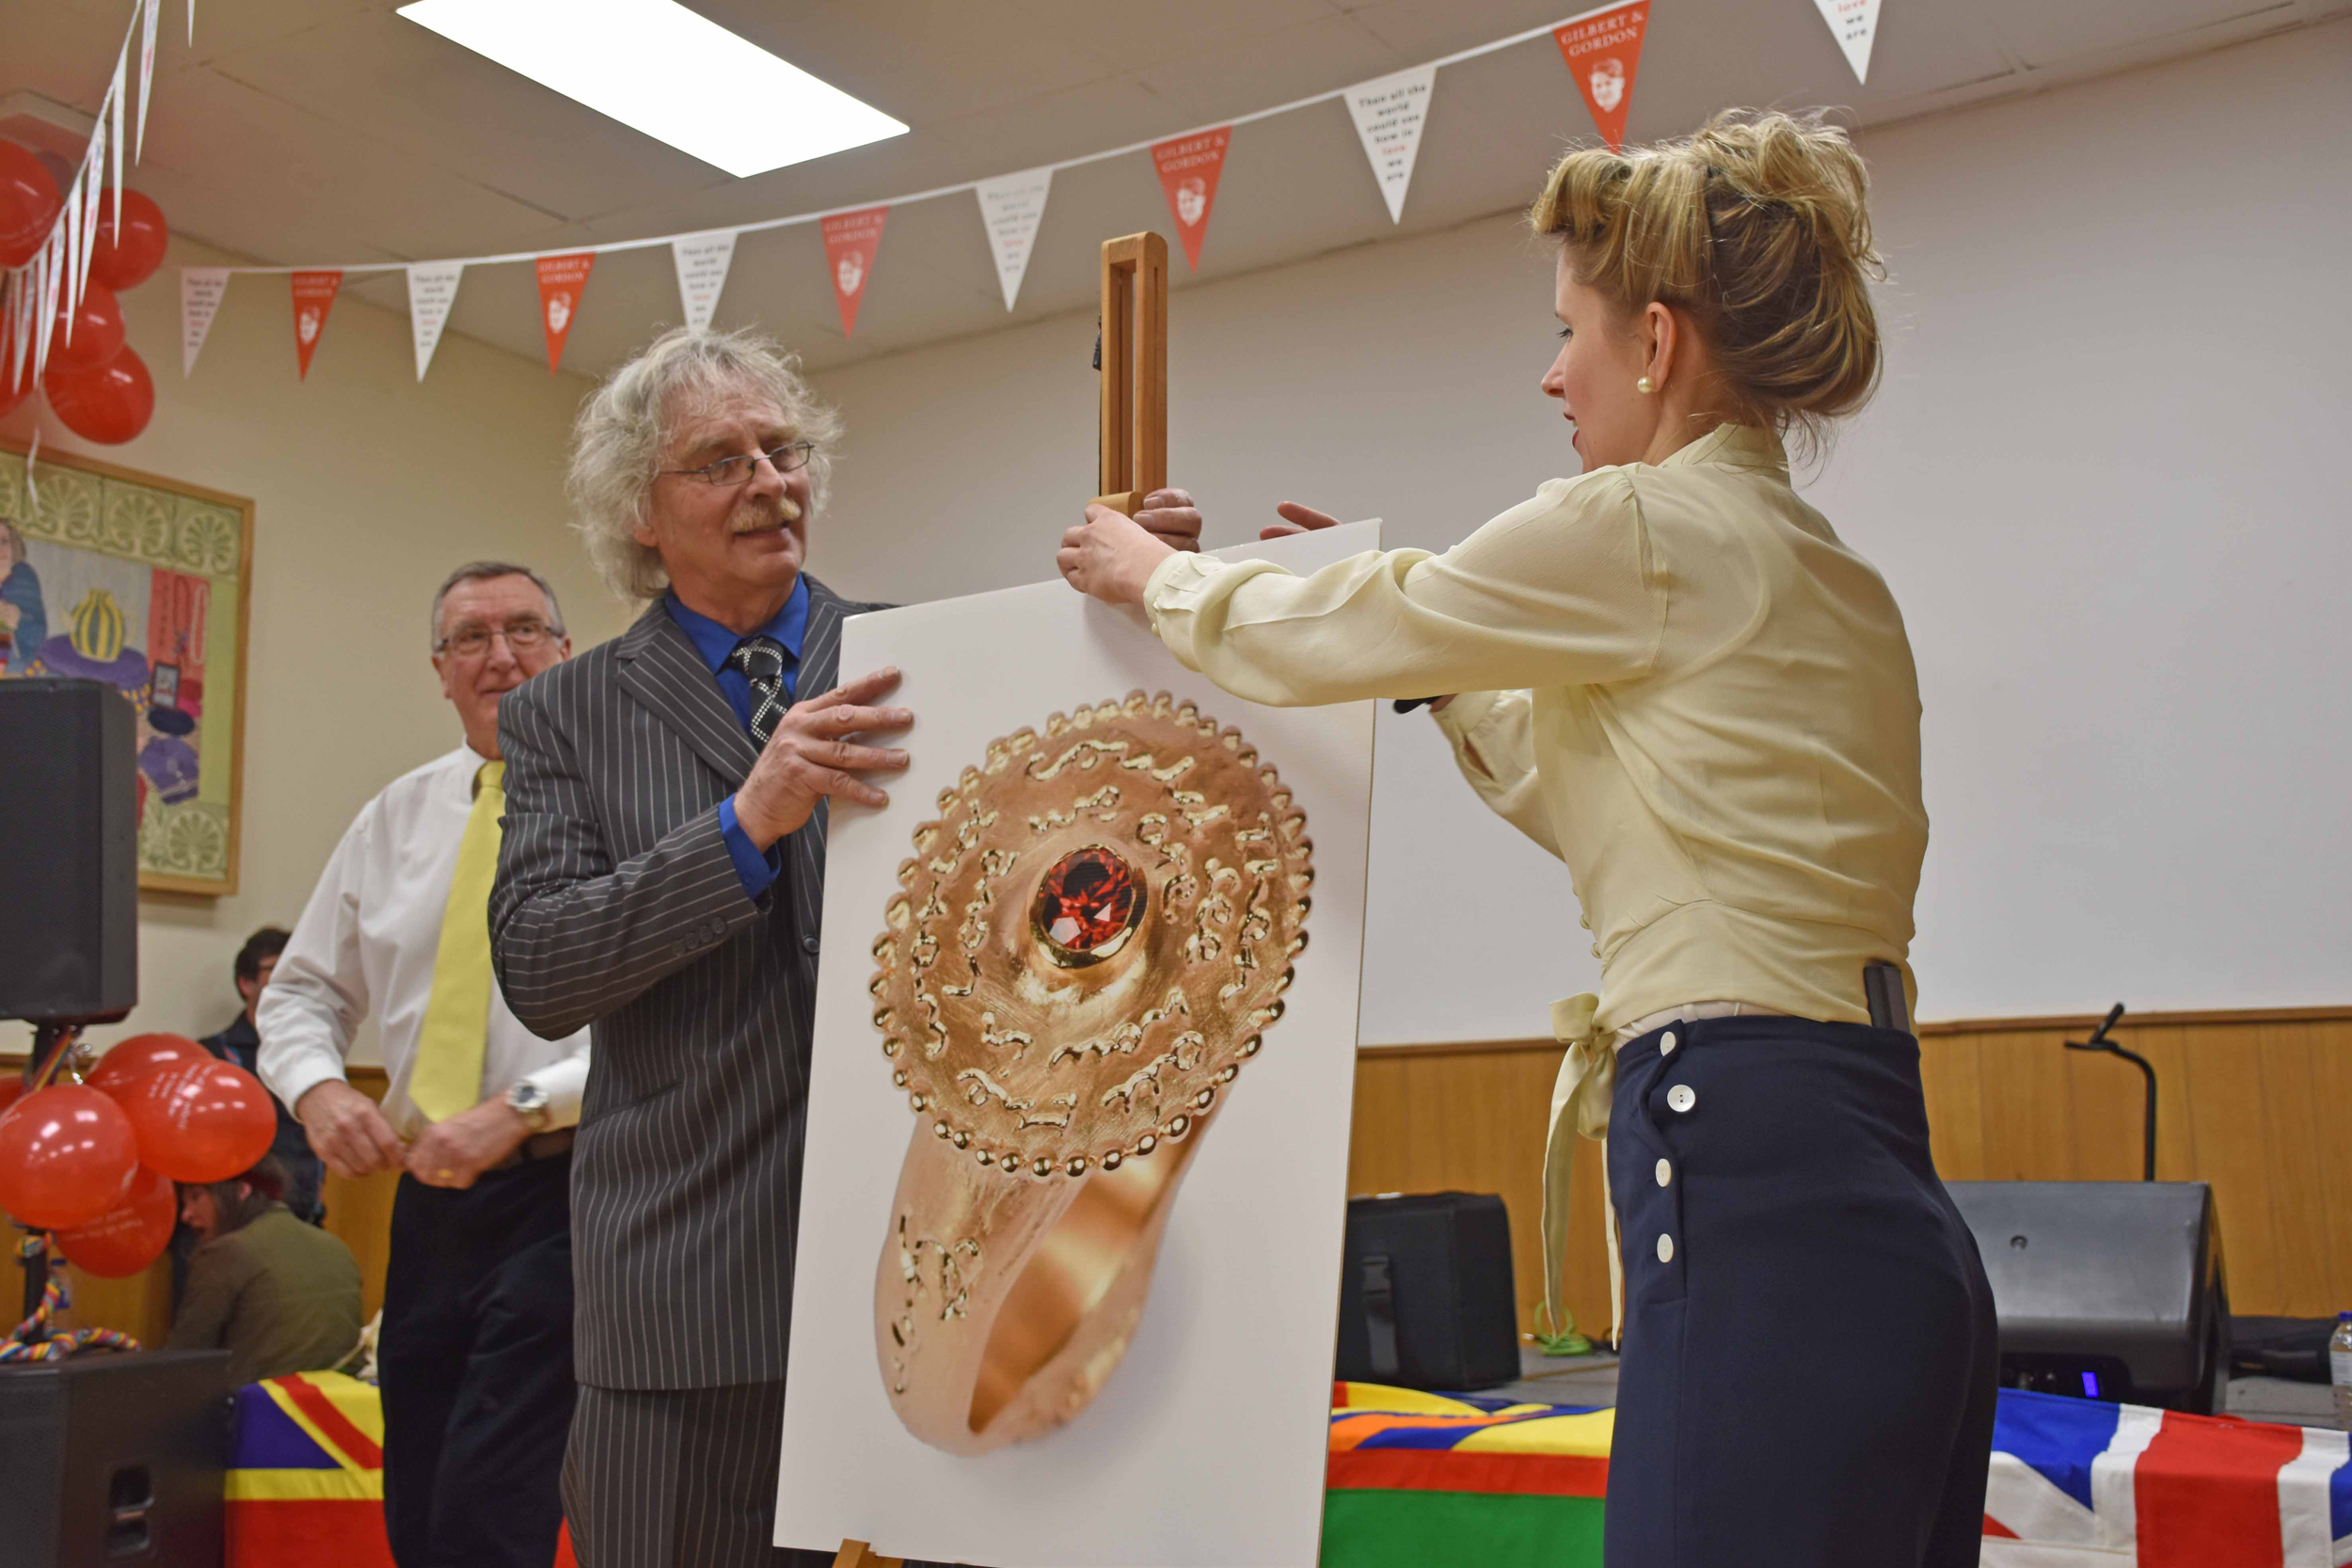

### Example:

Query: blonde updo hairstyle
xmin=1532 ymin=109 xmax=1884 ymax=455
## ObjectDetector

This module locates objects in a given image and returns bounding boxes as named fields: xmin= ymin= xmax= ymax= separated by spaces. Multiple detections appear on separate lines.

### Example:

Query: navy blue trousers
xmin=1603 ymin=1016 xmax=1997 ymax=1568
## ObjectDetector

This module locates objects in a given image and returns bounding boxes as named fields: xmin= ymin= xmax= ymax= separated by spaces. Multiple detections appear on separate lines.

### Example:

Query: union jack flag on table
xmin=1983 ymin=1388 xmax=2352 ymax=1567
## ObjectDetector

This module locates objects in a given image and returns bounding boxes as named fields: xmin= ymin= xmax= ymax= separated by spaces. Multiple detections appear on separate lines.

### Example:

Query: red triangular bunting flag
xmin=534 ymin=252 xmax=595 ymax=372
xmin=1555 ymin=3 xmax=1651 ymax=152
xmin=289 ymin=270 xmax=342 ymax=380
xmin=1152 ymin=127 xmax=1231 ymax=271
xmin=820 ymin=206 xmax=889 ymax=338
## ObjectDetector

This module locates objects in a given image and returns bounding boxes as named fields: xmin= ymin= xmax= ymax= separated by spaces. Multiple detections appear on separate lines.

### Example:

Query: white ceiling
xmin=6 ymin=0 xmax=2345 ymax=378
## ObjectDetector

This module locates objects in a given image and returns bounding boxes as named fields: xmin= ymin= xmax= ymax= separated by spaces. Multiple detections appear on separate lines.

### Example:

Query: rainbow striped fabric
xmin=1325 ymin=1381 xmax=1611 ymax=1567
xmin=225 ymin=1371 xmax=394 ymax=1568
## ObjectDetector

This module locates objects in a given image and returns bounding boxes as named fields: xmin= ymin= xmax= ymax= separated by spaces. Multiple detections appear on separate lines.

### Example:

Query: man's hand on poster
xmin=296 ymin=1079 xmax=407 ymax=1180
xmin=1134 ymin=488 xmax=1203 ymax=553
xmin=733 ymin=667 xmax=914 ymax=848
xmin=406 ymin=1096 xmax=532 ymax=1189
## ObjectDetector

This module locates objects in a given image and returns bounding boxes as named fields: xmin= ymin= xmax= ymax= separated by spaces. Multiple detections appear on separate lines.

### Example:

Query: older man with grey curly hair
xmin=489 ymin=326 xmax=1202 ymax=1566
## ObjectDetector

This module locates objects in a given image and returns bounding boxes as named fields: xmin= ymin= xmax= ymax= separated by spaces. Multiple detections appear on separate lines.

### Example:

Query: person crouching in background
xmin=167 ymin=1156 xmax=364 ymax=1388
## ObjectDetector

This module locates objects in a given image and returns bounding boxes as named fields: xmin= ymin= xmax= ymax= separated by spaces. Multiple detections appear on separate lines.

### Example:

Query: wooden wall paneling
xmin=2298 ymin=1018 xmax=2352 ymax=1313
xmin=2253 ymin=1019 xmax=2331 ymax=1316
xmin=2179 ymin=1023 xmax=2285 ymax=1313
xmin=1347 ymin=1009 xmax=2352 ymax=1336
xmin=1916 ymin=1033 xmax=1985 ymax=1179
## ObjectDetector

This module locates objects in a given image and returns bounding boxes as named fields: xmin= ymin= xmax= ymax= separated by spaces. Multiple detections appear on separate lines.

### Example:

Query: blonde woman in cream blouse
xmin=1061 ymin=110 xmax=1996 ymax=1568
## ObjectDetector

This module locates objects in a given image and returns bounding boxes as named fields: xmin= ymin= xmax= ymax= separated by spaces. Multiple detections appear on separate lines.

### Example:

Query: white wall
xmin=3 ymin=236 xmax=628 ymax=1062
xmin=806 ymin=18 xmax=2352 ymax=1037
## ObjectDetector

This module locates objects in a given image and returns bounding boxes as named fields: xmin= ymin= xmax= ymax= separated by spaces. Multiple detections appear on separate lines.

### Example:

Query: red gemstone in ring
xmin=1031 ymin=846 xmax=1144 ymax=966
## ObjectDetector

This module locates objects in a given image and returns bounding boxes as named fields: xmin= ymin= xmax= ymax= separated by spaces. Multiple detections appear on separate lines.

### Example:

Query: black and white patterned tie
xmin=726 ymin=635 xmax=790 ymax=746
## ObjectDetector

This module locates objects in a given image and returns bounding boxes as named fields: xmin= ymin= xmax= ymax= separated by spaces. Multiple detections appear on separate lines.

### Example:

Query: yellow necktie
xmin=411 ymin=761 xmax=504 ymax=1123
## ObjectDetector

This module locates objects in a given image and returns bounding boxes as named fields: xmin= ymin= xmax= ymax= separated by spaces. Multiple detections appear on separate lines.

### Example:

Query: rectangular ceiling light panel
xmin=398 ymin=0 xmax=907 ymax=178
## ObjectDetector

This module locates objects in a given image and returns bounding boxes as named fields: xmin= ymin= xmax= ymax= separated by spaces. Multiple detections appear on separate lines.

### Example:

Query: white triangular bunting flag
xmin=1813 ymin=0 xmax=1882 ymax=82
xmin=974 ymin=167 xmax=1052 ymax=311
xmin=1344 ymin=65 xmax=1436 ymax=224
xmin=61 ymin=171 xmax=84 ymax=326
xmin=136 ymin=0 xmax=161 ymax=161
xmin=405 ymin=261 xmax=464 ymax=381
xmin=109 ymin=52 xmax=126 ymax=234
xmin=8 ymin=273 xmax=30 ymax=393
xmin=669 ymin=230 xmax=736 ymax=333
xmin=181 ymin=266 xmax=227 ymax=377
xmin=33 ymin=237 xmax=61 ymax=382
xmin=187 ymin=0 xmax=196 ymax=46
xmin=24 ymin=427 xmax=40 ymax=514
xmin=79 ymin=122 xmax=104 ymax=289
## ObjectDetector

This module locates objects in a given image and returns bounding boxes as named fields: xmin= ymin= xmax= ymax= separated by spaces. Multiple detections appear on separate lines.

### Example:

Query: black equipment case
xmin=1334 ymin=1192 xmax=1521 ymax=1391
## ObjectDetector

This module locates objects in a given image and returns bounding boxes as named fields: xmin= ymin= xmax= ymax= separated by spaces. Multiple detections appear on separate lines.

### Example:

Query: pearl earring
xmin=1636 ymin=375 xmax=1655 ymax=394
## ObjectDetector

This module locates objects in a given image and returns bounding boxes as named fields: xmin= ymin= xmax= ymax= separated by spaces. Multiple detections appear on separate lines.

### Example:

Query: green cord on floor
xmin=1528 ymin=1304 xmax=1594 ymax=1357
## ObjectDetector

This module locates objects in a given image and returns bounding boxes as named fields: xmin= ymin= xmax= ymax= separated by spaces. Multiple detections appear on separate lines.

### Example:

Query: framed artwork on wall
xmin=0 ymin=438 xmax=254 ymax=897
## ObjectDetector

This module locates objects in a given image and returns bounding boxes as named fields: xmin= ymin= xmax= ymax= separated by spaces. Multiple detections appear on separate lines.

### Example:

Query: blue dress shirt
xmin=665 ymin=578 xmax=809 ymax=899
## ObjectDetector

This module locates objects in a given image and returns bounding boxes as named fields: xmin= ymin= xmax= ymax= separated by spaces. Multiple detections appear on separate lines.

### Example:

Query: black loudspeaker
xmin=0 ymin=678 xmax=138 ymax=1022
xmin=1335 ymin=1192 xmax=1520 ymax=1391
xmin=0 ymin=1349 xmax=231 ymax=1568
xmin=1947 ymin=1180 xmax=2229 ymax=1414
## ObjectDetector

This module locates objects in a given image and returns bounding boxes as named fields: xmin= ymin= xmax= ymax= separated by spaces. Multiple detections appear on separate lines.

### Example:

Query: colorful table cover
xmin=219 ymin=1372 xmax=2351 ymax=1565
xmin=1328 ymin=1381 xmax=2352 ymax=1568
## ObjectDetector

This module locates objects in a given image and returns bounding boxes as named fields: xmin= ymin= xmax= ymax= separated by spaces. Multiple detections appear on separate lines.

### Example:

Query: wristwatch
xmin=504 ymin=1080 xmax=552 ymax=1133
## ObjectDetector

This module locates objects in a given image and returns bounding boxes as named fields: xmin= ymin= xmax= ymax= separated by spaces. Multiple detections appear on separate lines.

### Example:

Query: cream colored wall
xmin=802 ymin=19 xmax=2352 ymax=1042
xmin=0 ymin=238 xmax=628 ymax=1063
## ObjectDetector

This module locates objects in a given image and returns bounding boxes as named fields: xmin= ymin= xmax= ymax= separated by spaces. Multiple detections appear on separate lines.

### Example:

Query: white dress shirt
xmin=258 ymin=742 xmax=591 ymax=1140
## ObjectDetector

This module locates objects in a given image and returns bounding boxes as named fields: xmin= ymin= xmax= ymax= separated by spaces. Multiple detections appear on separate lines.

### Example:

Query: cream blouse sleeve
xmin=1428 ymin=689 xmax=1562 ymax=860
xmin=1141 ymin=469 xmax=1662 ymax=708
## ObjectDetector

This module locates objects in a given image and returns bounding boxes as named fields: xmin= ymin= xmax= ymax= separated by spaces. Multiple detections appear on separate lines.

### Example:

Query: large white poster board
xmin=777 ymin=523 xmax=1380 ymax=1566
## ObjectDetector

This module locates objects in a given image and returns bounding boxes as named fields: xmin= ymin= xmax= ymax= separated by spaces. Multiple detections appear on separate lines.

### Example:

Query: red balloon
xmin=46 ymin=279 xmax=126 ymax=374
xmin=0 ymin=1079 xmax=23 ymax=1119
xmin=54 ymin=1164 xmax=176 ymax=1278
xmin=86 ymin=1032 xmax=208 ymax=1098
xmin=44 ymin=343 xmax=154 ymax=446
xmin=0 ymin=142 xmax=61 ymax=270
xmin=89 ymin=189 xmax=167 ymax=292
xmin=119 ymin=1058 xmax=276 ymax=1183
xmin=0 ymin=1085 xmax=140 ymax=1229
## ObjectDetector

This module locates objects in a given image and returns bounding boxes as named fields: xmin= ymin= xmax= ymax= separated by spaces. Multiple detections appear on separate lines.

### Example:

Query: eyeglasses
xmin=660 ymin=440 xmax=816 ymax=488
xmin=437 ymin=619 xmax=557 ymax=657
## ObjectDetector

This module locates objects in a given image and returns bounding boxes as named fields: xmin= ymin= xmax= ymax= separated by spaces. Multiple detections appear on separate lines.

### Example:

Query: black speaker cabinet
xmin=1947 ymin=1180 xmax=2228 ymax=1414
xmin=0 ymin=1348 xmax=231 ymax=1568
xmin=0 ymin=678 xmax=138 ymax=1022
xmin=1335 ymin=1191 xmax=1521 ymax=1391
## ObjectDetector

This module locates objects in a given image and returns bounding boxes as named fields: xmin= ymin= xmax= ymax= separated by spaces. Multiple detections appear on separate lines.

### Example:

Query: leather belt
xmin=488 ymin=1128 xmax=575 ymax=1171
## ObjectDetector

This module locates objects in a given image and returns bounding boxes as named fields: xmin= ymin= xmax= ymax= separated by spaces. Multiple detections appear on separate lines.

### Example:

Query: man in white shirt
xmin=259 ymin=561 xmax=589 ymax=1568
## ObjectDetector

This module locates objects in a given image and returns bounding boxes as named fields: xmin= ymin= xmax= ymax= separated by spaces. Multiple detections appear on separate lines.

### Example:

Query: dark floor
xmin=1486 ymin=1347 xmax=2345 ymax=1432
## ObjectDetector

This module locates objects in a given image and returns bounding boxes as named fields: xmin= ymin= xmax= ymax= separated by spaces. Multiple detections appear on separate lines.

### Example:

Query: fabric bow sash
xmin=1540 ymin=992 xmax=1625 ymax=1349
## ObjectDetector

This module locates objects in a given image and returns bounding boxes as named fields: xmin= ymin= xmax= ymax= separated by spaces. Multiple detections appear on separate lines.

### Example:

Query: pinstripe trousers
xmin=563 ymin=1383 xmax=833 ymax=1568
xmin=563 ymin=1384 xmax=961 ymax=1568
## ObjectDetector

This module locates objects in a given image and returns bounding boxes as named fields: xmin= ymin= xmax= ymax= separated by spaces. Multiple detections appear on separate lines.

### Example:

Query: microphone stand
xmin=2064 ymin=1004 xmax=2156 ymax=1181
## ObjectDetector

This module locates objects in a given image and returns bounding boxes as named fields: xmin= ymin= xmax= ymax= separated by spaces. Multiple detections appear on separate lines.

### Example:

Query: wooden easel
xmin=830 ymin=1542 xmax=903 ymax=1568
xmin=1091 ymin=230 xmax=1168 ymax=517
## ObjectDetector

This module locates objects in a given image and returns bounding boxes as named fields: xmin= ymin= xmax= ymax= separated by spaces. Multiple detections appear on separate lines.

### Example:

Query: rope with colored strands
xmin=0 ymin=1236 xmax=142 ymax=1362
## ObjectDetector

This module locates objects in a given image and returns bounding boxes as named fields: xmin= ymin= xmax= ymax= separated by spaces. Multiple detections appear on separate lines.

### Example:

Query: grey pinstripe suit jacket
xmin=489 ymin=578 xmax=885 ymax=1391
